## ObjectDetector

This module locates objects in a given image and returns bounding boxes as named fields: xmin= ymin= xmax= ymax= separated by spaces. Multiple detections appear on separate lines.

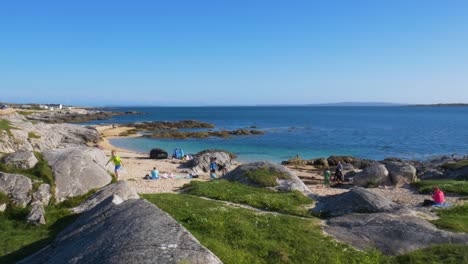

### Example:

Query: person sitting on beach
xmin=106 ymin=150 xmax=123 ymax=181
xmin=432 ymin=186 xmax=445 ymax=205
xmin=151 ymin=167 xmax=159 ymax=179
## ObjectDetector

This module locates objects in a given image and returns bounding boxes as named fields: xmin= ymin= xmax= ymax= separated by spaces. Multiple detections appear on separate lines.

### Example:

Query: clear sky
xmin=1 ymin=0 xmax=467 ymax=106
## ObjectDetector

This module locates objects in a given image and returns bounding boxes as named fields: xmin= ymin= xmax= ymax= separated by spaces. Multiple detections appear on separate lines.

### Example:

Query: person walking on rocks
xmin=106 ymin=150 xmax=123 ymax=180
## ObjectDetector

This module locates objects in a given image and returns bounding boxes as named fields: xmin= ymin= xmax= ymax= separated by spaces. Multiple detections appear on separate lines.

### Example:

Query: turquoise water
xmin=84 ymin=106 xmax=468 ymax=162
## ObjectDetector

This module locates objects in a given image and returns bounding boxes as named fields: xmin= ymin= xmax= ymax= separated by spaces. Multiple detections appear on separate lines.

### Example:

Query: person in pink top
xmin=432 ymin=186 xmax=445 ymax=205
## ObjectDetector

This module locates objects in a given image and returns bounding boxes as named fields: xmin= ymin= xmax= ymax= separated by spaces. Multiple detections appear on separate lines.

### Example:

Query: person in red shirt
xmin=432 ymin=186 xmax=445 ymax=205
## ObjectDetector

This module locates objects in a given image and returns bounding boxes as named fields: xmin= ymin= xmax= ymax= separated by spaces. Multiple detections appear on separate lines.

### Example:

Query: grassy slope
xmin=412 ymin=180 xmax=468 ymax=195
xmin=388 ymin=244 xmax=468 ymax=264
xmin=242 ymin=167 xmax=291 ymax=187
xmin=143 ymin=193 xmax=383 ymax=264
xmin=431 ymin=204 xmax=468 ymax=233
xmin=184 ymin=180 xmax=313 ymax=217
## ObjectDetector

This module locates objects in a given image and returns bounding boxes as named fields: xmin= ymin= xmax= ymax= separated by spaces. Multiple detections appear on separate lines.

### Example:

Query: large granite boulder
xmin=2 ymin=151 xmax=38 ymax=169
xmin=190 ymin=150 xmax=233 ymax=174
xmin=312 ymin=187 xmax=402 ymax=217
xmin=32 ymin=184 xmax=52 ymax=206
xmin=223 ymin=161 xmax=310 ymax=193
xmin=19 ymin=197 xmax=222 ymax=264
xmin=383 ymin=161 xmax=417 ymax=186
xmin=352 ymin=163 xmax=390 ymax=187
xmin=26 ymin=204 xmax=46 ymax=225
xmin=325 ymin=212 xmax=468 ymax=256
xmin=0 ymin=172 xmax=32 ymax=207
xmin=43 ymin=147 xmax=112 ymax=202
xmin=72 ymin=181 xmax=140 ymax=213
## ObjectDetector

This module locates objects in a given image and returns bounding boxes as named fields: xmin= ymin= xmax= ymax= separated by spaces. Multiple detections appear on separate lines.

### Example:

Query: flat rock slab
xmin=0 ymin=172 xmax=32 ymax=207
xmin=325 ymin=212 xmax=468 ymax=256
xmin=20 ymin=198 xmax=222 ymax=264
xmin=43 ymin=147 xmax=112 ymax=202
xmin=3 ymin=151 xmax=38 ymax=169
xmin=312 ymin=187 xmax=403 ymax=217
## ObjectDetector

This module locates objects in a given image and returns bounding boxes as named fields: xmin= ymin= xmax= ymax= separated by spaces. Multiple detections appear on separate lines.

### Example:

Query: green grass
xmin=17 ymin=111 xmax=34 ymax=116
xmin=183 ymin=180 xmax=313 ymax=217
xmin=0 ymin=192 xmax=9 ymax=204
xmin=242 ymin=167 xmax=291 ymax=187
xmin=0 ymin=119 xmax=17 ymax=137
xmin=386 ymin=244 xmax=468 ymax=264
xmin=411 ymin=180 xmax=468 ymax=195
xmin=431 ymin=204 xmax=468 ymax=233
xmin=27 ymin=132 xmax=41 ymax=139
xmin=442 ymin=160 xmax=468 ymax=171
xmin=0 ymin=189 xmax=96 ymax=263
xmin=143 ymin=193 xmax=384 ymax=264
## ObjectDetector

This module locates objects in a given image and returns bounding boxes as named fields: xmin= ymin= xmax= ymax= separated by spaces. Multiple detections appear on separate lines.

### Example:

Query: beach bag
xmin=423 ymin=199 xmax=434 ymax=207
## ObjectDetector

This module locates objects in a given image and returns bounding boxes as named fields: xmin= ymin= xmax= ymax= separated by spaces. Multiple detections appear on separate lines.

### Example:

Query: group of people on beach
xmin=172 ymin=148 xmax=193 ymax=160
xmin=322 ymin=161 xmax=345 ymax=188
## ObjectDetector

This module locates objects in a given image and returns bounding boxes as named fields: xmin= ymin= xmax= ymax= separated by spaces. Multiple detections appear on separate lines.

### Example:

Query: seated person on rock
xmin=432 ymin=186 xmax=445 ymax=205
xmin=151 ymin=167 xmax=159 ymax=179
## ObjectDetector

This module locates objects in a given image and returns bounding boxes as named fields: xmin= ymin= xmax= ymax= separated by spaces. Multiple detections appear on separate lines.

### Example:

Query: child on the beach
xmin=323 ymin=168 xmax=331 ymax=188
xmin=106 ymin=150 xmax=123 ymax=180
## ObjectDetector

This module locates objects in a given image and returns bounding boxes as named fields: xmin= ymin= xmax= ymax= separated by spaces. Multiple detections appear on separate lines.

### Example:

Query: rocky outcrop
xmin=43 ymin=147 xmax=112 ymax=202
xmin=26 ymin=204 xmax=46 ymax=225
xmin=190 ymin=150 xmax=233 ymax=174
xmin=0 ymin=172 xmax=32 ymax=207
xmin=130 ymin=120 xmax=215 ymax=130
xmin=32 ymin=184 xmax=52 ymax=206
xmin=0 ymin=113 xmax=100 ymax=153
xmin=143 ymin=129 xmax=264 ymax=139
xmin=352 ymin=163 xmax=390 ymax=187
xmin=383 ymin=161 xmax=417 ymax=186
xmin=2 ymin=151 xmax=38 ymax=169
xmin=149 ymin=148 xmax=168 ymax=159
xmin=324 ymin=212 xmax=468 ymax=256
xmin=72 ymin=181 xmax=139 ymax=214
xmin=312 ymin=187 xmax=402 ymax=217
xmin=23 ymin=110 xmax=137 ymax=123
xmin=20 ymin=197 xmax=222 ymax=264
xmin=223 ymin=161 xmax=310 ymax=193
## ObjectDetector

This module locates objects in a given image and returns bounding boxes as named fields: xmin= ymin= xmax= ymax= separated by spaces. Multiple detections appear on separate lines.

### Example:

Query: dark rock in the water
xmin=130 ymin=120 xmax=215 ymax=131
xmin=149 ymin=148 xmax=168 ymax=159
xmin=72 ymin=181 xmax=140 ymax=214
xmin=223 ymin=161 xmax=310 ymax=193
xmin=43 ymin=147 xmax=112 ymax=202
xmin=144 ymin=129 xmax=264 ymax=139
xmin=324 ymin=212 xmax=468 ymax=256
xmin=0 ymin=172 xmax=32 ymax=207
xmin=19 ymin=197 xmax=222 ymax=264
xmin=312 ymin=187 xmax=402 ymax=217
xmin=3 ymin=151 xmax=38 ymax=169
xmin=190 ymin=150 xmax=232 ymax=174
xmin=383 ymin=161 xmax=417 ymax=186
xmin=32 ymin=184 xmax=52 ymax=206
xmin=353 ymin=163 xmax=390 ymax=187
xmin=26 ymin=204 xmax=46 ymax=225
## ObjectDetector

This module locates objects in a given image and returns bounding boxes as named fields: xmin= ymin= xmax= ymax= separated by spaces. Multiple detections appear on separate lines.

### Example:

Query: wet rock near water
xmin=19 ymin=197 xmax=222 ymax=264
xmin=0 ymin=172 xmax=32 ymax=207
xmin=2 ymin=151 xmax=38 ymax=169
xmin=143 ymin=129 xmax=264 ymax=139
xmin=128 ymin=120 xmax=215 ymax=131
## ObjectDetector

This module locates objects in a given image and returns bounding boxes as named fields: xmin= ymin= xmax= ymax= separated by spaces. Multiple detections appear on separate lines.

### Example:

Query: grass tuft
xmin=27 ymin=132 xmax=41 ymax=139
xmin=242 ymin=167 xmax=291 ymax=187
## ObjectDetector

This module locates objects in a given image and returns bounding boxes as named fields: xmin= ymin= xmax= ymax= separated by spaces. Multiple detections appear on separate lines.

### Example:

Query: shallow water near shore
xmin=86 ymin=106 xmax=468 ymax=162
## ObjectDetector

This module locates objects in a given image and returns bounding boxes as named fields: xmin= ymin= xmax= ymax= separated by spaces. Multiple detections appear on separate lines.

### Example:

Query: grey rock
xmin=0 ymin=172 xmax=32 ymax=207
xmin=384 ymin=161 xmax=417 ymax=186
xmin=32 ymin=184 xmax=52 ymax=206
xmin=325 ymin=212 xmax=468 ymax=256
xmin=446 ymin=166 xmax=468 ymax=180
xmin=190 ymin=150 xmax=232 ymax=174
xmin=312 ymin=187 xmax=402 ymax=217
xmin=3 ymin=151 xmax=38 ymax=169
xmin=72 ymin=181 xmax=140 ymax=214
xmin=223 ymin=161 xmax=310 ymax=193
xmin=26 ymin=204 xmax=46 ymax=225
xmin=19 ymin=197 xmax=223 ymax=264
xmin=353 ymin=163 xmax=390 ymax=187
xmin=0 ymin=203 xmax=6 ymax=212
xmin=43 ymin=147 xmax=112 ymax=202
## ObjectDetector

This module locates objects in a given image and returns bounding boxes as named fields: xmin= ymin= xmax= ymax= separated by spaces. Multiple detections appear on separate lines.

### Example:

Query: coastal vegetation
xmin=27 ymin=132 xmax=41 ymax=139
xmin=412 ymin=180 xmax=468 ymax=195
xmin=182 ymin=180 xmax=313 ymax=217
xmin=143 ymin=193 xmax=383 ymax=264
xmin=0 ymin=119 xmax=17 ymax=137
xmin=242 ymin=166 xmax=291 ymax=187
xmin=432 ymin=204 xmax=468 ymax=233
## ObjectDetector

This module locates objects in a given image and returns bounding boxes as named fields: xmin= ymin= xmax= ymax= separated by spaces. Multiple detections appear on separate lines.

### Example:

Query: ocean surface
xmin=83 ymin=106 xmax=468 ymax=163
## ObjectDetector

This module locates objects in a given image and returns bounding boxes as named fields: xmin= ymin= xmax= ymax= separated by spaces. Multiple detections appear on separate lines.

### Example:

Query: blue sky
xmin=1 ymin=0 xmax=467 ymax=106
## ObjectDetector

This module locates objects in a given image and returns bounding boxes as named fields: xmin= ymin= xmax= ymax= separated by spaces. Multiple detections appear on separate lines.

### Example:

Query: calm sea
xmin=83 ymin=106 xmax=468 ymax=163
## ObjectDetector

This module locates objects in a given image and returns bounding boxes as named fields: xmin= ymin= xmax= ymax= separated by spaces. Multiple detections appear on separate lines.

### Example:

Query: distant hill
xmin=408 ymin=103 xmax=468 ymax=107
xmin=311 ymin=102 xmax=405 ymax=107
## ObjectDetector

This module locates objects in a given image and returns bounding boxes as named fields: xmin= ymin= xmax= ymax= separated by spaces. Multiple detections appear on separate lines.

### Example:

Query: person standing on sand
xmin=106 ymin=150 xmax=123 ymax=180
xmin=323 ymin=168 xmax=331 ymax=188
xmin=209 ymin=157 xmax=218 ymax=179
